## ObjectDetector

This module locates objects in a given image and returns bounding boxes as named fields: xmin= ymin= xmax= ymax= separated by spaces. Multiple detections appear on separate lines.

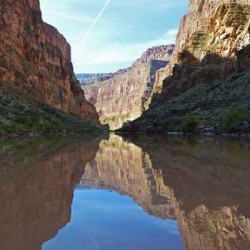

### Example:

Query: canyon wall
xmin=0 ymin=0 xmax=99 ymax=124
xmin=122 ymin=0 xmax=250 ymax=133
xmin=154 ymin=0 xmax=250 ymax=94
xmin=82 ymin=45 xmax=174 ymax=130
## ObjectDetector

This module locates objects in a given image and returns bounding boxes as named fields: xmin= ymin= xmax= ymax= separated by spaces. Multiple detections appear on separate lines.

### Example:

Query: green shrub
xmin=184 ymin=115 xmax=199 ymax=133
xmin=222 ymin=106 xmax=250 ymax=133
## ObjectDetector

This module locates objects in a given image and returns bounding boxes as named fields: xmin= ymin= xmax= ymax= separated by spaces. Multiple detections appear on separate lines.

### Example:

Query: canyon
xmin=1 ymin=0 xmax=248 ymax=133
xmin=0 ymin=0 xmax=100 ymax=133
xmin=122 ymin=0 xmax=250 ymax=133
xmin=1 ymin=134 xmax=250 ymax=250
xmin=82 ymin=45 xmax=174 ymax=130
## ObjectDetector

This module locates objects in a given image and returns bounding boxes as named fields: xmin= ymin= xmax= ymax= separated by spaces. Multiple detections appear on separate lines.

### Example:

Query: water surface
xmin=1 ymin=135 xmax=250 ymax=250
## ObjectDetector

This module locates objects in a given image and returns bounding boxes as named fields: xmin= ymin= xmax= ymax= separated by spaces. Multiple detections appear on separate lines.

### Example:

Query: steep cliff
xmin=0 ymin=0 xmax=99 ymax=128
xmin=122 ymin=0 xmax=250 ymax=133
xmin=83 ymin=45 xmax=174 ymax=130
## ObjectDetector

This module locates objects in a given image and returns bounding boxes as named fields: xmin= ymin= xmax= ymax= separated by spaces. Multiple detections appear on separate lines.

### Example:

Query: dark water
xmin=1 ymin=135 xmax=250 ymax=250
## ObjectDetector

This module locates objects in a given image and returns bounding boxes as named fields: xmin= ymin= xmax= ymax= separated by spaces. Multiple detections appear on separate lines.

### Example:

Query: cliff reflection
xmin=1 ymin=134 xmax=250 ymax=250
xmin=81 ymin=134 xmax=250 ymax=250
xmin=0 ymin=136 xmax=101 ymax=250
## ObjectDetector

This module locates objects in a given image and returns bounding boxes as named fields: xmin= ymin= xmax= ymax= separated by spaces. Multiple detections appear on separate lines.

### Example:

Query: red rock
xmin=83 ymin=45 xmax=174 ymax=129
xmin=0 ymin=0 xmax=99 ymax=124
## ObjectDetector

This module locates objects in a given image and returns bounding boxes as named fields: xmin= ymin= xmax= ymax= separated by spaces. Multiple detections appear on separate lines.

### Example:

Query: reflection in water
xmin=0 ymin=136 xmax=101 ymax=250
xmin=123 ymin=135 xmax=250 ymax=250
xmin=1 ymin=134 xmax=250 ymax=249
xmin=80 ymin=134 xmax=250 ymax=250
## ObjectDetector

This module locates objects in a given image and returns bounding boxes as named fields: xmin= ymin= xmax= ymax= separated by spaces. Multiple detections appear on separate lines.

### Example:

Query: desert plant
xmin=184 ymin=115 xmax=199 ymax=133
xmin=222 ymin=106 xmax=250 ymax=133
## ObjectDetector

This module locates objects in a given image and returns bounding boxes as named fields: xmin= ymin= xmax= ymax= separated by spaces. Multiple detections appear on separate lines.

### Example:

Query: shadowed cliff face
xmin=122 ymin=1 xmax=250 ymax=133
xmin=0 ymin=136 xmax=102 ymax=250
xmin=0 ymin=0 xmax=99 ymax=124
xmin=82 ymin=45 xmax=174 ymax=130
xmin=81 ymin=134 xmax=250 ymax=249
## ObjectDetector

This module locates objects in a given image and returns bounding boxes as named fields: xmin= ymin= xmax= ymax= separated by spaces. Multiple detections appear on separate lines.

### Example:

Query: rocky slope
xmin=82 ymin=45 xmax=174 ymax=130
xmin=0 ymin=0 xmax=99 ymax=130
xmin=122 ymin=0 xmax=250 ymax=133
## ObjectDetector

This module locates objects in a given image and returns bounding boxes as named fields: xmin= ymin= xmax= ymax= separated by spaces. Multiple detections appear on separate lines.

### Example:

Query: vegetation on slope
xmin=120 ymin=71 xmax=250 ymax=134
xmin=0 ymin=91 xmax=104 ymax=135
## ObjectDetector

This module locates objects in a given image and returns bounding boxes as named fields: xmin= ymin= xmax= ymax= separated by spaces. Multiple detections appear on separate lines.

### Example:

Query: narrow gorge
xmin=0 ymin=0 xmax=100 ymax=133
xmin=82 ymin=45 xmax=174 ymax=130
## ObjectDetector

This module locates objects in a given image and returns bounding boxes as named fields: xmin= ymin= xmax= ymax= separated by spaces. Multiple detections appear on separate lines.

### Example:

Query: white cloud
xmin=73 ymin=28 xmax=178 ymax=72
xmin=40 ymin=0 xmax=187 ymax=73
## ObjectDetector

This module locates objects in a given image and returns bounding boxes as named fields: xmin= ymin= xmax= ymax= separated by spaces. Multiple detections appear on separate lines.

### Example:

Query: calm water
xmin=0 ymin=134 xmax=250 ymax=250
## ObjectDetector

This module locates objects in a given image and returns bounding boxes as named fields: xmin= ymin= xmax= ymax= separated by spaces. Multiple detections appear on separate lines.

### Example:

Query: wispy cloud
xmin=73 ymin=28 xmax=178 ymax=72
xmin=40 ymin=0 xmax=188 ymax=73
xmin=43 ymin=9 xmax=93 ymax=23
xmin=81 ymin=0 xmax=113 ymax=49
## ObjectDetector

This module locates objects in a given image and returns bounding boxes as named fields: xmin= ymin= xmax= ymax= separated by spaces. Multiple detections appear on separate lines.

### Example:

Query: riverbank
xmin=0 ymin=91 xmax=106 ymax=136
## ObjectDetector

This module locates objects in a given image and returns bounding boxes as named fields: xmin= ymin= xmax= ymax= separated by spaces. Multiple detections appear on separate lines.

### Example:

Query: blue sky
xmin=40 ymin=0 xmax=188 ymax=73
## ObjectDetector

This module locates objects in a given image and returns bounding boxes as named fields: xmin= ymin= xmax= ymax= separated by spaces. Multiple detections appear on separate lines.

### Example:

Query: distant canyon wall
xmin=82 ymin=45 xmax=174 ymax=129
xmin=0 ymin=0 xmax=99 ymax=123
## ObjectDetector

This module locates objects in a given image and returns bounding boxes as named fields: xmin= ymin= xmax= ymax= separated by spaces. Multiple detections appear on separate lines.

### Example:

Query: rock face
xmin=154 ymin=0 xmax=250 ymax=93
xmin=0 ymin=0 xmax=99 ymax=124
xmin=82 ymin=45 xmax=174 ymax=130
xmin=123 ymin=0 xmax=250 ymax=133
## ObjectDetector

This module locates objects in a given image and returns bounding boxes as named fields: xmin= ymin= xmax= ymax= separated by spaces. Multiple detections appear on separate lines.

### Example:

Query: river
xmin=0 ymin=134 xmax=250 ymax=250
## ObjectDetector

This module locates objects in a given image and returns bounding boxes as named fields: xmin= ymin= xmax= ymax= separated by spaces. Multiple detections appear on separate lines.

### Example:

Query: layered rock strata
xmin=123 ymin=0 xmax=250 ymax=132
xmin=82 ymin=45 xmax=174 ymax=129
xmin=154 ymin=0 xmax=250 ymax=94
xmin=0 ymin=0 xmax=99 ymax=123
